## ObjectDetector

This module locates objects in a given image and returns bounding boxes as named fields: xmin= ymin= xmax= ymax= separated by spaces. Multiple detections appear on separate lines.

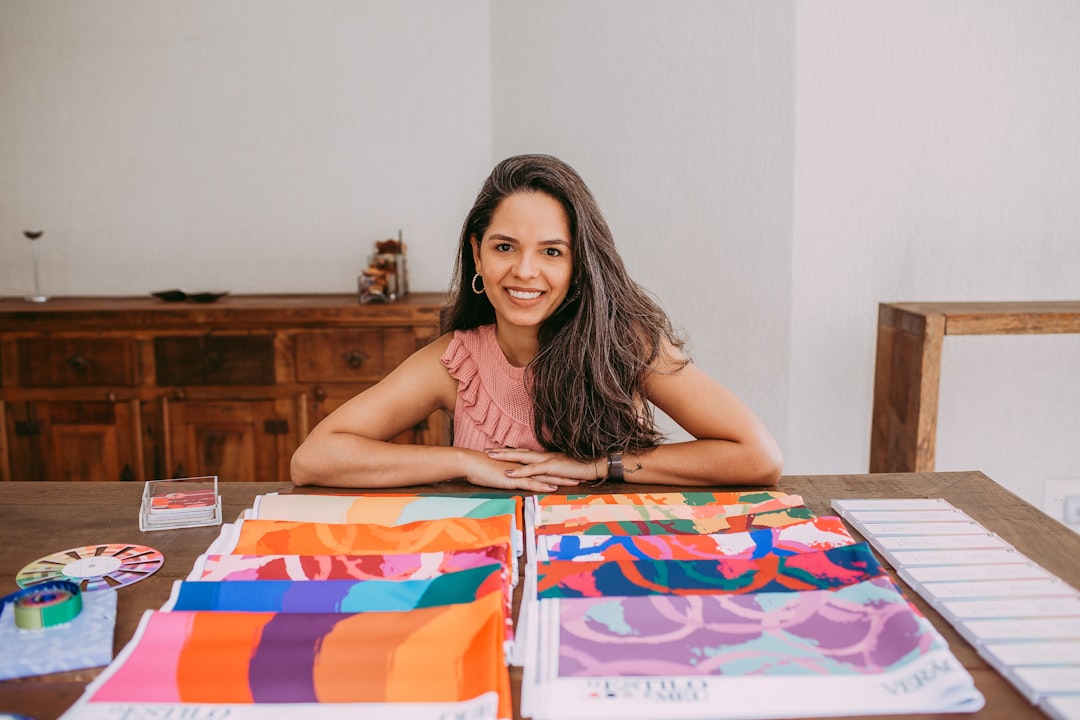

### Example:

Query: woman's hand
xmin=461 ymin=449 xmax=583 ymax=493
xmin=483 ymin=448 xmax=602 ymax=489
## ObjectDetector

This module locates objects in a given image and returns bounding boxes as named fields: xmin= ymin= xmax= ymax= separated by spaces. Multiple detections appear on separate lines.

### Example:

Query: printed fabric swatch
xmin=74 ymin=591 xmax=511 ymax=719
xmin=533 ymin=490 xmax=789 ymax=507
xmin=534 ymin=516 xmax=855 ymax=562
xmin=534 ymin=495 xmax=805 ymax=527
xmin=222 ymin=516 xmax=515 ymax=560
xmin=169 ymin=565 xmax=503 ymax=613
xmin=254 ymin=493 xmax=519 ymax=525
xmin=534 ymin=506 xmax=817 ymax=537
xmin=190 ymin=547 xmax=510 ymax=583
xmin=534 ymin=543 xmax=884 ymax=598
xmin=527 ymin=576 xmax=984 ymax=719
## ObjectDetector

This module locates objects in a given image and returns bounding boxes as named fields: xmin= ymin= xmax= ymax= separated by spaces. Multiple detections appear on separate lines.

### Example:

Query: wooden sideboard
xmin=0 ymin=293 xmax=448 ymax=483
xmin=869 ymin=300 xmax=1080 ymax=472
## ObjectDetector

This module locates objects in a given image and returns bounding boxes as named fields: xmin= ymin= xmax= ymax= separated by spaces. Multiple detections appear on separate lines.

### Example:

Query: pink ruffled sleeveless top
xmin=440 ymin=324 xmax=543 ymax=452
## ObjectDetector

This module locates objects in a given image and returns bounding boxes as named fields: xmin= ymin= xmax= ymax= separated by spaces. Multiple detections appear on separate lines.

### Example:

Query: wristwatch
xmin=607 ymin=453 xmax=624 ymax=482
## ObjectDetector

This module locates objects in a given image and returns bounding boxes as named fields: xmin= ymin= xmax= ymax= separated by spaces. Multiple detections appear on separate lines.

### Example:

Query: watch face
xmin=16 ymin=544 xmax=164 ymax=592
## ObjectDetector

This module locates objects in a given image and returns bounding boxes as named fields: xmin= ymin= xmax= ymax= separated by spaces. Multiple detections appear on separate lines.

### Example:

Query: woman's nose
xmin=513 ymin=254 xmax=539 ymax=278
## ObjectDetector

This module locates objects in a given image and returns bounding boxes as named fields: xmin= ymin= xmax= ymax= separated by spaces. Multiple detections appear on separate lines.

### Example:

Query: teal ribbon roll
xmin=2 ymin=580 xmax=83 ymax=630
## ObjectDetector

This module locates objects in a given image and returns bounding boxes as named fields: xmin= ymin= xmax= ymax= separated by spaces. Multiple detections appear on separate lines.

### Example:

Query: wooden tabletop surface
xmin=2 ymin=471 xmax=1075 ymax=720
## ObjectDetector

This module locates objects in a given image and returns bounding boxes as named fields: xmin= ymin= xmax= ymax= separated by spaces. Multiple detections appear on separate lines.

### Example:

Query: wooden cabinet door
xmin=4 ymin=400 xmax=144 ymax=482
xmin=162 ymin=398 xmax=295 ymax=483
xmin=155 ymin=335 xmax=275 ymax=386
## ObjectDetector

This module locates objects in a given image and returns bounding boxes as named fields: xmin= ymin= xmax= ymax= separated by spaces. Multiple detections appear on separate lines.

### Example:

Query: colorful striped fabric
xmin=535 ymin=544 xmax=884 ymax=598
xmin=535 ymin=516 xmax=855 ymax=562
xmin=254 ymin=494 xmax=519 ymax=525
xmin=171 ymin=565 xmax=503 ymax=613
xmin=191 ymin=547 xmax=510 ymax=582
xmin=172 ymin=565 xmax=515 ymax=644
xmin=86 ymin=591 xmax=511 ymax=717
xmin=533 ymin=495 xmax=805 ymax=526
xmin=227 ymin=515 xmax=515 ymax=557
xmin=534 ymin=506 xmax=817 ymax=536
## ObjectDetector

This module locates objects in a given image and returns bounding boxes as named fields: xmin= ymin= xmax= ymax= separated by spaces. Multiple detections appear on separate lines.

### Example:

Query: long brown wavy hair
xmin=440 ymin=154 xmax=686 ymax=462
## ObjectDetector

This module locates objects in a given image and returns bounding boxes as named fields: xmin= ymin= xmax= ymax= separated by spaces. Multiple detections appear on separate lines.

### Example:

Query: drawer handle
xmin=204 ymin=352 xmax=224 ymax=371
xmin=342 ymin=350 xmax=369 ymax=369
xmin=67 ymin=354 xmax=91 ymax=371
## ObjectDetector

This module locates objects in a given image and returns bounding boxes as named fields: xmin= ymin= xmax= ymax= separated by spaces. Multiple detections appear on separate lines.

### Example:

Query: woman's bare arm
xmin=289 ymin=334 xmax=577 ymax=492
xmin=489 ymin=344 xmax=782 ymax=487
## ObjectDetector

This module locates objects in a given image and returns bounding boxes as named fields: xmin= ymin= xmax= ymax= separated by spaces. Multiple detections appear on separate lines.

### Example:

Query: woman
xmin=291 ymin=154 xmax=782 ymax=491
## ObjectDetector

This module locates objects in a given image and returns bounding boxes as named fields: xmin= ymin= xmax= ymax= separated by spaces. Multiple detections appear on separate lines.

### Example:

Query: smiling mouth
xmin=507 ymin=289 xmax=543 ymax=300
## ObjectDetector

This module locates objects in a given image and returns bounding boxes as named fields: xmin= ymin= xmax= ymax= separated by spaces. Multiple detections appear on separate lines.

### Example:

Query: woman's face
xmin=472 ymin=191 xmax=574 ymax=332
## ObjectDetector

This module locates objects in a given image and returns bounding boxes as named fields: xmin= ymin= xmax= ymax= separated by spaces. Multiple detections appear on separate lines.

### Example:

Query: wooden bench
xmin=869 ymin=301 xmax=1080 ymax=473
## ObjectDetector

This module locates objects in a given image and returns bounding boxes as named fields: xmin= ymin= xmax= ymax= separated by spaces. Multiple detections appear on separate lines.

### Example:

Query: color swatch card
xmin=830 ymin=498 xmax=957 ymax=513
xmin=909 ymin=577 xmax=1079 ymax=602
xmin=1043 ymin=695 xmax=1080 ymax=720
xmin=978 ymin=640 xmax=1080 ymax=676
xmin=955 ymin=617 xmax=1080 ymax=644
xmin=984 ymin=639 xmax=1080 ymax=699
xmin=899 ymin=562 xmax=1054 ymax=585
xmin=872 ymin=533 xmax=1011 ymax=552
xmin=882 ymin=547 xmax=1034 ymax=567
xmin=937 ymin=596 xmax=1080 ymax=622
xmin=1004 ymin=666 xmax=1080 ymax=704
xmin=843 ymin=509 xmax=977 ymax=524
xmin=846 ymin=521 xmax=991 ymax=536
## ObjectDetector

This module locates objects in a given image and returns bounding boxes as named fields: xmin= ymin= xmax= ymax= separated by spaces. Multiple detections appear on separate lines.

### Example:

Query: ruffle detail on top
xmin=440 ymin=325 xmax=542 ymax=452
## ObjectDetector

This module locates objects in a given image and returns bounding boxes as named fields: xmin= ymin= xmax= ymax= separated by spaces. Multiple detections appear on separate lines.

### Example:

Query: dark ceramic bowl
xmin=151 ymin=289 xmax=188 ymax=302
xmin=187 ymin=291 xmax=230 ymax=303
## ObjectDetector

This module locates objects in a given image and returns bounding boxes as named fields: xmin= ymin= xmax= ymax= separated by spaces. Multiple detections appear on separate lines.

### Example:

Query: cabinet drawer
xmin=17 ymin=337 xmax=138 ymax=387
xmin=155 ymin=335 xmax=275 ymax=386
xmin=295 ymin=329 xmax=414 ymax=382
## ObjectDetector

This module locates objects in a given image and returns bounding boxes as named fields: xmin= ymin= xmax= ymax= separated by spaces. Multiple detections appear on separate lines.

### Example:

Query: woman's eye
xmin=494 ymin=242 xmax=512 ymax=252
xmin=543 ymin=247 xmax=563 ymax=257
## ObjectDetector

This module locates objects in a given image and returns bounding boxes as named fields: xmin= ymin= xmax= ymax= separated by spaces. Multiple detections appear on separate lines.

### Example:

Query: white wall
xmin=789 ymin=2 xmax=1080 ymax=515
xmin=0 ymin=0 xmax=492 ymax=295
xmin=2 ymin=2 xmax=1077 ymax=519
xmin=490 ymin=2 xmax=796 ymax=446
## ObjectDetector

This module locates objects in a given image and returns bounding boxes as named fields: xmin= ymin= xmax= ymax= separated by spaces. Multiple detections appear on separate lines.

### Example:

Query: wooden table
xmin=2 ymin=472 xmax=1077 ymax=719
xmin=869 ymin=301 xmax=1080 ymax=473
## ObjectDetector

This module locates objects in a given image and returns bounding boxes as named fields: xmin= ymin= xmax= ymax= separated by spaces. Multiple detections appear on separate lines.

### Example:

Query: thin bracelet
xmin=607 ymin=452 xmax=624 ymax=482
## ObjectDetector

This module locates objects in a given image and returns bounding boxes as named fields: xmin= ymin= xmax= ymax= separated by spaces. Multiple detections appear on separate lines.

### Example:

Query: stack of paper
xmin=61 ymin=492 xmax=520 ymax=720
xmin=520 ymin=491 xmax=984 ymax=720
xmin=833 ymin=497 xmax=1080 ymax=712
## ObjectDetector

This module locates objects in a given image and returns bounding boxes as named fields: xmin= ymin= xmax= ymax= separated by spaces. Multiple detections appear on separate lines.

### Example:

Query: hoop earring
xmin=471 ymin=273 xmax=485 ymax=295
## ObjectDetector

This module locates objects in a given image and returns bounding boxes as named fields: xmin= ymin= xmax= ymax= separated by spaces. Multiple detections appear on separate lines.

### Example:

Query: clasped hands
xmin=470 ymin=447 xmax=604 ymax=493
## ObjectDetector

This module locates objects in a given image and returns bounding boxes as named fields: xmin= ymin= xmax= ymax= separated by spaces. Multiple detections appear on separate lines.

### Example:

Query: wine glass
xmin=23 ymin=230 xmax=48 ymax=303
